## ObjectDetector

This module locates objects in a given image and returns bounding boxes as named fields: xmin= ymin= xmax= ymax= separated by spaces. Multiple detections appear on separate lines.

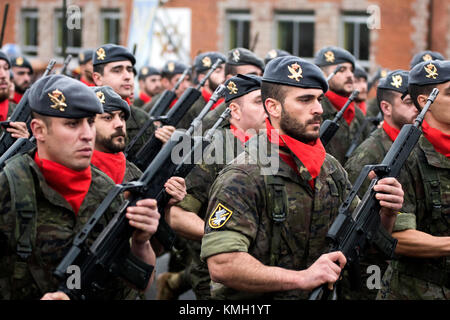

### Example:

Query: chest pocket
xmin=416 ymin=151 xmax=449 ymax=235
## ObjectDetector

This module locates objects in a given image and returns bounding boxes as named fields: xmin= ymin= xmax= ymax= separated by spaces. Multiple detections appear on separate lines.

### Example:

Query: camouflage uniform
xmin=365 ymin=98 xmax=379 ymax=118
xmin=200 ymin=132 xmax=360 ymax=299
xmin=126 ymin=105 xmax=154 ymax=158
xmin=142 ymin=92 xmax=161 ymax=113
xmin=321 ymin=96 xmax=371 ymax=165
xmin=0 ymin=150 xmax=139 ymax=300
xmin=344 ymin=127 xmax=417 ymax=299
xmin=377 ymin=135 xmax=450 ymax=299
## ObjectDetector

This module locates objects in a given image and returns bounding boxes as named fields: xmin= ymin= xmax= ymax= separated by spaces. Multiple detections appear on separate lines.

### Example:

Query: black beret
xmin=408 ymin=59 xmax=450 ymax=86
xmin=194 ymin=51 xmax=226 ymax=74
xmin=263 ymin=56 xmax=328 ymax=93
xmin=314 ymin=46 xmax=356 ymax=70
xmin=264 ymin=49 xmax=291 ymax=65
xmin=91 ymin=86 xmax=130 ymax=120
xmin=224 ymin=74 xmax=262 ymax=103
xmin=226 ymin=47 xmax=265 ymax=71
xmin=410 ymin=50 xmax=445 ymax=69
xmin=354 ymin=64 xmax=367 ymax=80
xmin=93 ymin=44 xmax=136 ymax=66
xmin=161 ymin=60 xmax=188 ymax=76
xmin=11 ymin=55 xmax=33 ymax=73
xmin=138 ymin=66 xmax=160 ymax=80
xmin=78 ymin=49 xmax=94 ymax=65
xmin=377 ymin=70 xmax=409 ymax=94
xmin=29 ymin=74 xmax=103 ymax=118
xmin=0 ymin=51 xmax=10 ymax=68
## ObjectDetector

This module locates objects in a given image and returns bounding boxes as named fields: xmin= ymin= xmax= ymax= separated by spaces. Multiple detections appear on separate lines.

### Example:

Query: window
xmin=21 ymin=9 xmax=39 ymax=56
xmin=341 ymin=13 xmax=370 ymax=67
xmin=226 ymin=11 xmax=251 ymax=50
xmin=275 ymin=12 xmax=315 ymax=58
xmin=101 ymin=9 xmax=121 ymax=44
xmin=54 ymin=9 xmax=83 ymax=56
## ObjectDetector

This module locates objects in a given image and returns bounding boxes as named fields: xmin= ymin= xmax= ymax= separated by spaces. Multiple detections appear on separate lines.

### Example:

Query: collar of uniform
xmin=419 ymin=135 xmax=450 ymax=169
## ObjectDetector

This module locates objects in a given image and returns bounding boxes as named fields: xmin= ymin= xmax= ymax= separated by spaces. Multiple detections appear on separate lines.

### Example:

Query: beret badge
xmin=324 ymin=51 xmax=335 ymax=63
xmin=232 ymin=49 xmax=240 ymax=62
xmin=48 ymin=89 xmax=68 ymax=112
xmin=227 ymin=81 xmax=238 ymax=95
xmin=390 ymin=75 xmax=403 ymax=89
xmin=424 ymin=63 xmax=438 ymax=79
xmin=287 ymin=62 xmax=303 ymax=82
xmin=16 ymin=57 xmax=24 ymax=66
xmin=422 ymin=53 xmax=432 ymax=62
xmin=202 ymin=56 xmax=212 ymax=68
xmin=167 ymin=62 xmax=175 ymax=72
xmin=96 ymin=91 xmax=106 ymax=104
xmin=96 ymin=47 xmax=106 ymax=61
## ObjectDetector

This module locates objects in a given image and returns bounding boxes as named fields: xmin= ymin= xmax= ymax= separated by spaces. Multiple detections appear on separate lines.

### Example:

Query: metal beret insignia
xmin=227 ymin=81 xmax=238 ymax=95
xmin=381 ymin=69 xmax=388 ymax=78
xmin=202 ymin=56 xmax=212 ymax=68
xmin=324 ymin=50 xmax=335 ymax=63
xmin=424 ymin=63 xmax=438 ymax=79
xmin=96 ymin=91 xmax=106 ymax=104
xmin=142 ymin=67 xmax=148 ymax=75
xmin=79 ymin=52 xmax=85 ymax=62
xmin=48 ymin=89 xmax=67 ymax=112
xmin=422 ymin=53 xmax=432 ymax=62
xmin=288 ymin=62 xmax=303 ymax=82
xmin=390 ymin=75 xmax=403 ymax=88
xmin=232 ymin=49 xmax=240 ymax=62
xmin=16 ymin=57 xmax=24 ymax=66
xmin=208 ymin=203 xmax=233 ymax=229
xmin=167 ymin=62 xmax=175 ymax=72
xmin=96 ymin=48 xmax=106 ymax=61
xmin=268 ymin=49 xmax=277 ymax=59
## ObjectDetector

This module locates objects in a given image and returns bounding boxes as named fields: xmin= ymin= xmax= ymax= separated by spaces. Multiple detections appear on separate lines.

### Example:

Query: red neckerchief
xmin=422 ymin=120 xmax=450 ymax=158
xmin=169 ymin=98 xmax=178 ymax=109
xmin=12 ymin=92 xmax=23 ymax=104
xmin=91 ymin=149 xmax=126 ymax=184
xmin=0 ymin=99 xmax=8 ymax=121
xmin=230 ymin=124 xmax=251 ymax=144
xmin=266 ymin=119 xmax=326 ymax=188
xmin=34 ymin=151 xmax=92 ymax=215
xmin=357 ymin=101 xmax=367 ymax=115
xmin=139 ymin=91 xmax=152 ymax=104
xmin=125 ymin=97 xmax=132 ymax=106
xmin=325 ymin=90 xmax=355 ymax=125
xmin=202 ymin=87 xmax=224 ymax=111
xmin=80 ymin=77 xmax=95 ymax=87
xmin=382 ymin=120 xmax=400 ymax=142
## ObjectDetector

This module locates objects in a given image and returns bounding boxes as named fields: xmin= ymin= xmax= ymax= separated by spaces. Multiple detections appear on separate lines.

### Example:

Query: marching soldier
xmin=78 ymin=49 xmax=95 ymax=87
xmin=134 ymin=66 xmax=162 ymax=108
xmin=353 ymin=64 xmax=368 ymax=115
xmin=409 ymin=50 xmax=444 ymax=69
xmin=378 ymin=60 xmax=450 ymax=300
xmin=10 ymin=55 xmax=33 ymax=104
xmin=162 ymin=74 xmax=266 ymax=300
xmin=314 ymin=46 xmax=371 ymax=164
xmin=200 ymin=56 xmax=404 ymax=300
xmin=0 ymin=75 xmax=160 ymax=300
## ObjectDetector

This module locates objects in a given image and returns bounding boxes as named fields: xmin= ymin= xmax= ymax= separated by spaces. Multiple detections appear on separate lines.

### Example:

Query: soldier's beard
xmin=392 ymin=108 xmax=414 ymax=128
xmin=96 ymin=130 xmax=127 ymax=153
xmin=280 ymin=106 xmax=321 ymax=143
xmin=0 ymin=88 xmax=8 ymax=101
xmin=208 ymin=78 xmax=220 ymax=92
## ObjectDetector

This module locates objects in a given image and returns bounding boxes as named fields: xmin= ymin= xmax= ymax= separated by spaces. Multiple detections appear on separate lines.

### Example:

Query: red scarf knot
xmin=325 ymin=91 xmax=356 ymax=125
xmin=91 ymin=149 xmax=127 ymax=184
xmin=422 ymin=120 xmax=450 ymax=158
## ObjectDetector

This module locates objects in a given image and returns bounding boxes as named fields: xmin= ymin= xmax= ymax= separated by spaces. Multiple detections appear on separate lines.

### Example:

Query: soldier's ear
xmin=92 ymin=72 xmax=103 ymax=86
xmin=416 ymin=94 xmax=428 ymax=109
xmin=264 ymin=98 xmax=281 ymax=119
xmin=30 ymin=118 xmax=48 ymax=142
xmin=229 ymin=102 xmax=241 ymax=121
xmin=379 ymin=100 xmax=392 ymax=117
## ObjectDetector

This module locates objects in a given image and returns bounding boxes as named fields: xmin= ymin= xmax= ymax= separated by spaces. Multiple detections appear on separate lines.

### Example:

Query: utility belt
xmin=396 ymin=257 xmax=450 ymax=288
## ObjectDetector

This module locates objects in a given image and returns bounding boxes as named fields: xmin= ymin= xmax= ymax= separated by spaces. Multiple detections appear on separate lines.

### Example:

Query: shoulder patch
xmin=208 ymin=203 xmax=233 ymax=229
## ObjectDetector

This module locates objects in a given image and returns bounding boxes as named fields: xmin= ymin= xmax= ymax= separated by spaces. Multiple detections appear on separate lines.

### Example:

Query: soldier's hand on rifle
xmin=40 ymin=291 xmax=70 ymax=300
xmin=155 ymin=125 xmax=175 ymax=144
xmin=125 ymin=197 xmax=160 ymax=244
xmin=299 ymin=251 xmax=346 ymax=291
xmin=164 ymin=176 xmax=187 ymax=206
xmin=368 ymin=172 xmax=404 ymax=215
xmin=7 ymin=121 xmax=29 ymax=139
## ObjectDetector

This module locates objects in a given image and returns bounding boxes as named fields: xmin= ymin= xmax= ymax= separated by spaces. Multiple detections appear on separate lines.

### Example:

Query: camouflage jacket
xmin=365 ymin=98 xmax=379 ymax=118
xmin=321 ymin=96 xmax=371 ymax=165
xmin=126 ymin=105 xmax=154 ymax=159
xmin=0 ymin=151 xmax=139 ymax=300
xmin=200 ymin=132 xmax=359 ymax=299
xmin=379 ymin=135 xmax=450 ymax=299
xmin=0 ymin=102 xmax=17 ymax=135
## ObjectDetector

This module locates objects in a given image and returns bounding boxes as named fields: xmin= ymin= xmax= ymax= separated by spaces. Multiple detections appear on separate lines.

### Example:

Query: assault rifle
xmin=309 ymin=88 xmax=439 ymax=300
xmin=326 ymin=64 xmax=344 ymax=82
xmin=129 ymin=70 xmax=225 ymax=171
xmin=0 ymin=59 xmax=56 ymax=156
xmin=0 ymin=136 xmax=35 ymax=169
xmin=319 ymin=90 xmax=359 ymax=147
xmin=53 ymin=88 xmax=229 ymax=300
xmin=60 ymin=54 xmax=72 ymax=76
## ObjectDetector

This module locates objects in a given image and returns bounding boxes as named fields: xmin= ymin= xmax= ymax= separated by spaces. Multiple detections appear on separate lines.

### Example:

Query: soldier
xmin=0 ymin=75 xmax=160 ymax=300
xmin=10 ymin=55 xmax=33 ymax=104
xmin=378 ymin=60 xmax=450 ymax=300
xmin=314 ymin=46 xmax=371 ymax=164
xmin=344 ymin=70 xmax=417 ymax=299
xmin=142 ymin=60 xmax=191 ymax=113
xmin=78 ymin=49 xmax=95 ymax=87
xmin=200 ymin=47 xmax=265 ymax=133
xmin=264 ymin=49 xmax=290 ymax=66
xmin=134 ymin=66 xmax=162 ymax=108
xmin=162 ymin=74 xmax=266 ymax=300
xmin=0 ymin=51 xmax=29 ymax=139
xmin=353 ymin=64 xmax=368 ymax=115
xmin=409 ymin=50 xmax=444 ymax=69
xmin=176 ymin=51 xmax=227 ymax=130
xmin=365 ymin=68 xmax=389 ymax=118
xmin=200 ymin=56 xmax=404 ymax=300
xmin=92 ymin=43 xmax=174 ymax=158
